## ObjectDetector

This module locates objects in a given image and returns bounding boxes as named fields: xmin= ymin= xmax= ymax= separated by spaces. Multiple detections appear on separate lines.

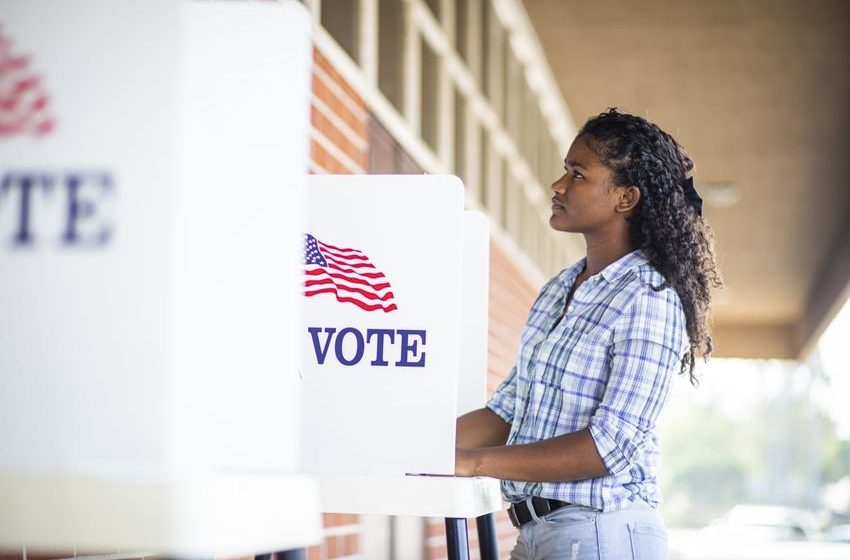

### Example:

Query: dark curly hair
xmin=578 ymin=108 xmax=722 ymax=383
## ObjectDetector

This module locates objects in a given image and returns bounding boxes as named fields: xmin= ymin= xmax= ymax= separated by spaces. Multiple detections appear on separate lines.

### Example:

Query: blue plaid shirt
xmin=487 ymin=249 xmax=689 ymax=512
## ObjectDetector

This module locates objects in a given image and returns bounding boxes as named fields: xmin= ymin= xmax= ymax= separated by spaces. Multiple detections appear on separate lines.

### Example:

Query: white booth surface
xmin=457 ymin=211 xmax=490 ymax=416
xmin=301 ymin=204 xmax=500 ymax=519
xmin=0 ymin=0 xmax=320 ymax=553
xmin=0 ymin=472 xmax=321 ymax=557
xmin=300 ymin=175 xmax=465 ymax=477
xmin=316 ymin=475 xmax=502 ymax=519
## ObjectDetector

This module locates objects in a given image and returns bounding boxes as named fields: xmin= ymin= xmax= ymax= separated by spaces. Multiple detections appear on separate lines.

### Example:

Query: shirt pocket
xmin=529 ymin=332 xmax=609 ymax=429
xmin=538 ymin=330 xmax=609 ymax=383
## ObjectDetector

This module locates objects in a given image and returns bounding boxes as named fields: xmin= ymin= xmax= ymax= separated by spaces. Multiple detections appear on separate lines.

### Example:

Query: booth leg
xmin=275 ymin=550 xmax=306 ymax=560
xmin=476 ymin=513 xmax=499 ymax=560
xmin=445 ymin=517 xmax=470 ymax=560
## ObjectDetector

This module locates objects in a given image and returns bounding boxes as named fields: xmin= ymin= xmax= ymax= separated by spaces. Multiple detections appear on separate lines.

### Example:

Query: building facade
xmin=304 ymin=0 xmax=582 ymax=558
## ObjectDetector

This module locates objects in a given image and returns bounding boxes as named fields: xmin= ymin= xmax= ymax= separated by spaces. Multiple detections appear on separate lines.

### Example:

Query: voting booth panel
xmin=0 ymin=1 xmax=319 ymax=553
xmin=300 ymin=175 xmax=465 ymax=476
xmin=457 ymin=211 xmax=490 ymax=416
xmin=309 ymin=209 xmax=502 ymax=522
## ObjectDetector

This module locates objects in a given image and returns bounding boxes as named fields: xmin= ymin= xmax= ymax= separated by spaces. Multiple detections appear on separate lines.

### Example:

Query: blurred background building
xmin=299 ymin=0 xmax=850 ymax=557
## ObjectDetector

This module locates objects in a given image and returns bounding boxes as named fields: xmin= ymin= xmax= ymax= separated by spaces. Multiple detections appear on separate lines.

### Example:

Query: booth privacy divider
xmin=0 ymin=0 xmax=320 ymax=554
xmin=300 ymin=175 xmax=501 ymax=560
xmin=300 ymin=174 xmax=465 ymax=476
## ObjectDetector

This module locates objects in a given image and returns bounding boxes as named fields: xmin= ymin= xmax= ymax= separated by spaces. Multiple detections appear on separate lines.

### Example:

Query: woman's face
xmin=549 ymin=135 xmax=624 ymax=235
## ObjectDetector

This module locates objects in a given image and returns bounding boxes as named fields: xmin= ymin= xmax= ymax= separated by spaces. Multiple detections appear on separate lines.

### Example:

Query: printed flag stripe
xmin=324 ymin=257 xmax=376 ymax=269
xmin=0 ymin=29 xmax=55 ymax=138
xmin=317 ymin=240 xmax=363 ymax=254
xmin=304 ymin=268 xmax=391 ymax=291
xmin=320 ymin=248 xmax=368 ymax=261
xmin=304 ymin=278 xmax=395 ymax=302
xmin=318 ymin=240 xmax=368 ymax=257
xmin=303 ymin=287 xmax=398 ymax=313
xmin=327 ymin=262 xmax=386 ymax=279
xmin=306 ymin=267 xmax=391 ymax=290
xmin=303 ymin=233 xmax=398 ymax=313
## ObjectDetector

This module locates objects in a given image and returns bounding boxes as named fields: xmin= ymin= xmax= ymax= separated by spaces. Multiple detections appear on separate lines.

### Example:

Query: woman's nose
xmin=551 ymin=176 xmax=567 ymax=194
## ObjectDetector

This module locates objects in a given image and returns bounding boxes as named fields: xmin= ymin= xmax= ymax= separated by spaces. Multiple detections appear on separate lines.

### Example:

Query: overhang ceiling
xmin=523 ymin=0 xmax=850 ymax=359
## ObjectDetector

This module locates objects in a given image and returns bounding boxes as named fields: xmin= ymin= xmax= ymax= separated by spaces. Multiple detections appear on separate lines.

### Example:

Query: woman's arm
xmin=456 ymin=407 xmax=511 ymax=449
xmin=455 ymin=428 xmax=608 ymax=481
xmin=456 ymin=287 xmax=684 ymax=483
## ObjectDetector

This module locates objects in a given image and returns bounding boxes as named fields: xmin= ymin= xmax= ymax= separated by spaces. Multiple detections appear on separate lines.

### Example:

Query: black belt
xmin=507 ymin=497 xmax=572 ymax=527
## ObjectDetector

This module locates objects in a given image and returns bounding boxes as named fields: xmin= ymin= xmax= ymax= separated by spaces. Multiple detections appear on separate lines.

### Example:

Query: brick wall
xmin=310 ymin=50 xmax=369 ymax=175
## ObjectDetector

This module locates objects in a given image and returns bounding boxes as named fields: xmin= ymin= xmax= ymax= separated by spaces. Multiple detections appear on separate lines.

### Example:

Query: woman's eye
xmin=562 ymin=166 xmax=584 ymax=180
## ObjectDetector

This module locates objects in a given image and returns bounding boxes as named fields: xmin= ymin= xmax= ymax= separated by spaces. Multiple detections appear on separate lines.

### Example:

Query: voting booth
xmin=0 ymin=0 xmax=320 ymax=555
xmin=300 ymin=176 xmax=501 ymax=559
xmin=300 ymin=174 xmax=464 ymax=476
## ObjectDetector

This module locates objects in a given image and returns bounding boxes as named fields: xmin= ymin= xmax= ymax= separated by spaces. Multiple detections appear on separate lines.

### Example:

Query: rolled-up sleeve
xmin=486 ymin=364 xmax=518 ymax=424
xmin=588 ymin=285 xmax=686 ymax=476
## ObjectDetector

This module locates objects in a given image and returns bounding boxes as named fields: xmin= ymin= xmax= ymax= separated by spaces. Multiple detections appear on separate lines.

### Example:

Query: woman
xmin=455 ymin=109 xmax=722 ymax=559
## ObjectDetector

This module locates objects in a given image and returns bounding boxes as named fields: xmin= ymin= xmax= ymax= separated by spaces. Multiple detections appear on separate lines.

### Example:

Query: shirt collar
xmin=560 ymin=249 xmax=648 ymax=289
xmin=598 ymin=249 xmax=649 ymax=283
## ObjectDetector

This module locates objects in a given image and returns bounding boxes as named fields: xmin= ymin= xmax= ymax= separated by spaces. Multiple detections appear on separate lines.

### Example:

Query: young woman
xmin=455 ymin=109 xmax=722 ymax=559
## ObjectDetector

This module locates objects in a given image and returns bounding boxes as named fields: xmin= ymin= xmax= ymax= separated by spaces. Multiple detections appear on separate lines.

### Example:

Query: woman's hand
xmin=454 ymin=447 xmax=480 ymax=477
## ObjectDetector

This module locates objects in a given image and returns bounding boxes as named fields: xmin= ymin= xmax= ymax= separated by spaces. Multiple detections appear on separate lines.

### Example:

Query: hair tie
xmin=681 ymin=176 xmax=703 ymax=217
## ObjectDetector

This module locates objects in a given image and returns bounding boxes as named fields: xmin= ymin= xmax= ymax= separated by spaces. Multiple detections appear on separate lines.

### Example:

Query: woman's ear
xmin=616 ymin=186 xmax=641 ymax=214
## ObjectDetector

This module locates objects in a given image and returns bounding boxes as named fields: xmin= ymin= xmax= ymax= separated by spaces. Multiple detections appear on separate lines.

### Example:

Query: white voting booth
xmin=0 ymin=0 xmax=319 ymax=555
xmin=300 ymin=176 xmax=501 ymax=521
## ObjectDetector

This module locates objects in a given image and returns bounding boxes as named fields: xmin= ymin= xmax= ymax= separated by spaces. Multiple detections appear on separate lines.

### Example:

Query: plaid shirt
xmin=487 ymin=249 xmax=689 ymax=512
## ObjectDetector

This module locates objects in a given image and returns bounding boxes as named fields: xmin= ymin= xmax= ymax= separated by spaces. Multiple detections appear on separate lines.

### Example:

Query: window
xmin=467 ymin=118 xmax=482 ymax=201
xmin=420 ymin=37 xmax=440 ymax=152
xmin=479 ymin=0 xmax=490 ymax=97
xmin=479 ymin=128 xmax=489 ymax=208
xmin=505 ymin=51 xmax=522 ymax=142
xmin=499 ymin=158 xmax=509 ymax=227
xmin=522 ymin=84 xmax=538 ymax=178
xmin=378 ymin=0 xmax=405 ymax=112
xmin=454 ymin=88 xmax=467 ymax=179
xmin=538 ymin=117 xmax=553 ymax=187
xmin=454 ymin=0 xmax=468 ymax=62
xmin=488 ymin=18 xmax=507 ymax=121
xmin=504 ymin=170 xmax=520 ymax=241
xmin=481 ymin=6 xmax=507 ymax=121
xmin=322 ymin=0 xmax=360 ymax=62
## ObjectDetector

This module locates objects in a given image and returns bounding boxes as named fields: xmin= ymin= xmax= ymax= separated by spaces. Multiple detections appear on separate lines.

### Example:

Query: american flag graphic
xmin=0 ymin=27 xmax=55 ymax=138
xmin=302 ymin=233 xmax=398 ymax=313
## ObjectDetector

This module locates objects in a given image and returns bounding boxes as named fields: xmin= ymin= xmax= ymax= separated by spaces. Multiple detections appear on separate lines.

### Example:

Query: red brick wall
xmin=310 ymin=50 xmax=368 ymax=174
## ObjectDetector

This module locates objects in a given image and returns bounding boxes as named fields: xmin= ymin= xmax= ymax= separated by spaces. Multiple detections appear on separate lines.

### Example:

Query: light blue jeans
xmin=508 ymin=499 xmax=668 ymax=560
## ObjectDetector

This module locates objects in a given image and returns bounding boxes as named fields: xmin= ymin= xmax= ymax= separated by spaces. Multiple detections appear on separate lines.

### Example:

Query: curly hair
xmin=578 ymin=108 xmax=723 ymax=383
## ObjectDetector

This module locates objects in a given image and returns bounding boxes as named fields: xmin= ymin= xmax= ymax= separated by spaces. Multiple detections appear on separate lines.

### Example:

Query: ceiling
xmin=522 ymin=0 xmax=850 ymax=359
